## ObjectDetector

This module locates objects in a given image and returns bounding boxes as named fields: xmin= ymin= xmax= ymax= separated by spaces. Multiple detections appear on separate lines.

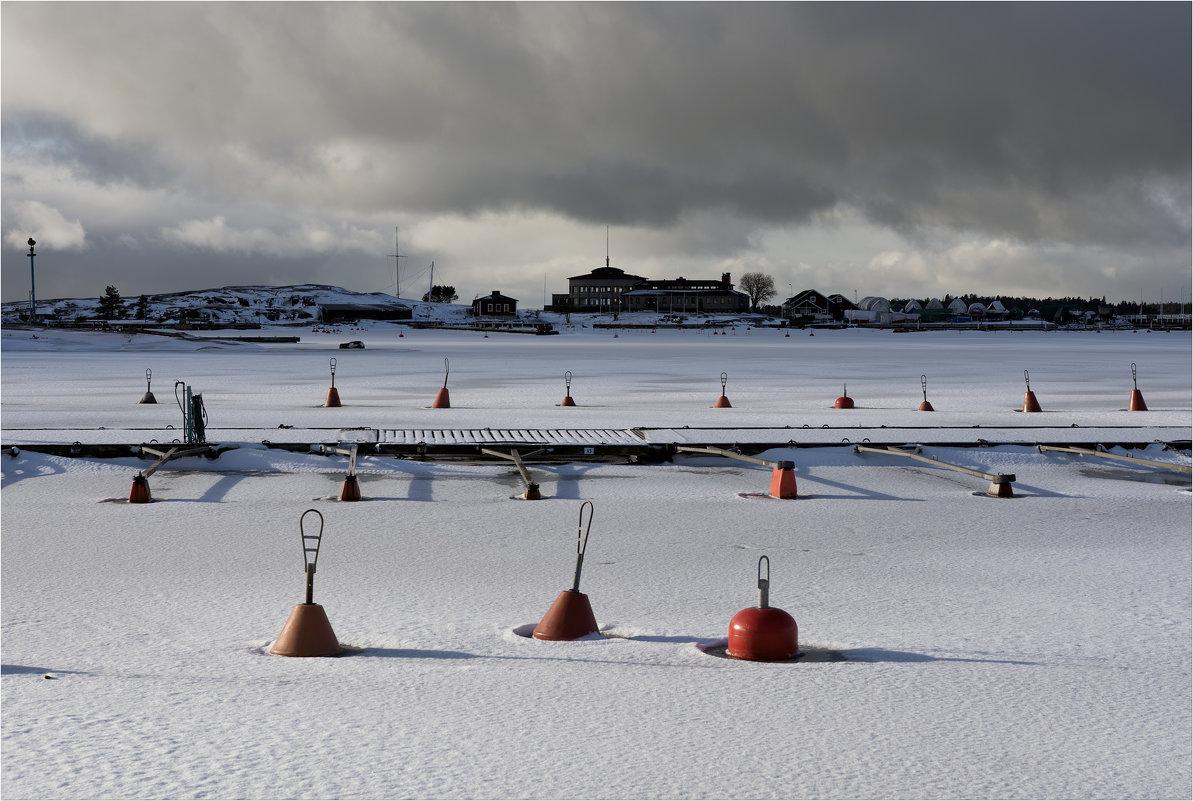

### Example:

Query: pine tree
xmin=97 ymin=286 xmax=125 ymax=318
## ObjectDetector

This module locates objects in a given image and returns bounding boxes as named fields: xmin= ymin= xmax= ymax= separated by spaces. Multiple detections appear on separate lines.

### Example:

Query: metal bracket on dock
xmin=320 ymin=443 xmax=362 ymax=501
xmin=128 ymin=444 xmax=217 ymax=503
xmin=854 ymin=444 xmax=1016 ymax=497
xmin=1037 ymin=444 xmax=1192 ymax=474
xmin=480 ymin=447 xmax=544 ymax=499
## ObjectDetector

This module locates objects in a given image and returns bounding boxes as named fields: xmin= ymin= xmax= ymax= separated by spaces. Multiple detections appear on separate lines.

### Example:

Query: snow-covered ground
xmin=2 ymin=324 xmax=1190 ymax=799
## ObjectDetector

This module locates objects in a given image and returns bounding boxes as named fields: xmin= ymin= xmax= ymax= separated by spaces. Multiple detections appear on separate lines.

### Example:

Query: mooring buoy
xmin=271 ymin=509 xmax=341 ymax=657
xmin=324 ymin=358 xmax=341 ymax=408
xmin=714 ymin=371 xmax=732 ymax=408
xmin=1022 ymin=370 xmax=1042 ymax=413
xmin=918 ymin=374 xmax=935 ymax=411
xmin=139 ymin=368 xmax=157 ymax=404
xmin=560 ymin=370 xmax=576 ymax=406
xmin=432 ymin=358 xmax=451 ymax=408
xmin=1127 ymin=363 xmax=1148 ymax=411
xmin=533 ymin=502 xmax=599 ymax=641
xmin=834 ymin=383 xmax=854 ymax=409
xmin=727 ymin=556 xmax=798 ymax=662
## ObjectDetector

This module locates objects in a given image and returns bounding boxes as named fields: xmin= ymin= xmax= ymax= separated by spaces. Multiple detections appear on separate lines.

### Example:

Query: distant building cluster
xmin=547 ymin=264 xmax=749 ymax=315
xmin=783 ymin=290 xmax=1019 ymax=326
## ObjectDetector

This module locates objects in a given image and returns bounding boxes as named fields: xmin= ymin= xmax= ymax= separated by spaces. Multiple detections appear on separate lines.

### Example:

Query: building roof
xmin=567 ymin=266 xmax=646 ymax=282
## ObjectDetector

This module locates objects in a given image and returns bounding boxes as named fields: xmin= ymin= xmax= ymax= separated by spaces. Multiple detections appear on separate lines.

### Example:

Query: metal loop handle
xmin=300 ymin=508 xmax=325 ymax=570
xmin=1131 ymin=362 xmax=1138 ymax=389
xmin=443 ymin=357 xmax=450 ymax=389
xmin=145 ymin=368 xmax=153 ymax=390
xmin=757 ymin=555 xmax=770 ymax=609
xmin=300 ymin=508 xmax=325 ymax=605
xmin=564 ymin=370 xmax=572 ymax=391
xmin=1024 ymin=369 xmax=1031 ymax=390
xmin=920 ymin=374 xmax=928 ymax=400
xmin=570 ymin=500 xmax=594 ymax=593
xmin=720 ymin=372 xmax=728 ymax=393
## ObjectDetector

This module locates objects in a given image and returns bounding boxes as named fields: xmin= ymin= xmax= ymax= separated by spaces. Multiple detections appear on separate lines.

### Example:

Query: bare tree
xmin=739 ymin=272 xmax=776 ymax=311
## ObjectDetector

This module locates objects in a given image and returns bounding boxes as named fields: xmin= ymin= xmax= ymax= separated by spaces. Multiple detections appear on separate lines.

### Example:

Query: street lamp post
xmin=26 ymin=238 xmax=36 ymax=324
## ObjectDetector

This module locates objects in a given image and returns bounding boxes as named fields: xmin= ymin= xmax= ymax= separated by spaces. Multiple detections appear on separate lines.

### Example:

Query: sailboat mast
xmin=389 ymin=227 xmax=404 ymax=299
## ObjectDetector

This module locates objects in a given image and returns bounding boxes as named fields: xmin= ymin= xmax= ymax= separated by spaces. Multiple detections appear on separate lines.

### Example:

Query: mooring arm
xmin=319 ymin=444 xmax=360 ymax=476
xmin=138 ymin=445 xmax=212 ymax=479
xmin=855 ymin=444 xmax=1015 ymax=484
xmin=480 ymin=448 xmax=539 ymax=488
xmin=675 ymin=445 xmax=781 ymax=469
xmin=1038 ymin=444 xmax=1192 ymax=474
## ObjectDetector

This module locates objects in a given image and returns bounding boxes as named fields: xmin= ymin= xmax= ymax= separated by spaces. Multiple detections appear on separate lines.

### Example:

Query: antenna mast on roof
xmin=388 ymin=227 xmax=405 ymax=298
xmin=606 ymin=225 xmax=610 ymax=268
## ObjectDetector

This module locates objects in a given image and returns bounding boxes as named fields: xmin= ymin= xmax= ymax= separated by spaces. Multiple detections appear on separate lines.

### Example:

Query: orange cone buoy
xmin=834 ymin=383 xmax=854 ymax=409
xmin=1022 ymin=370 xmax=1042 ymax=412
xmin=560 ymin=370 xmax=576 ymax=406
xmin=1128 ymin=363 xmax=1148 ymax=411
xmin=139 ymin=368 xmax=157 ymax=404
xmin=714 ymin=371 xmax=732 ymax=408
xmin=432 ymin=358 xmax=451 ymax=408
xmin=339 ymin=474 xmax=361 ymax=502
xmin=324 ymin=358 xmax=342 ymax=407
xmin=271 ymin=510 xmax=341 ymax=657
xmin=918 ymin=374 xmax=935 ymax=411
xmin=769 ymin=461 xmax=797 ymax=499
xmin=533 ymin=502 xmax=599 ymax=641
xmin=727 ymin=556 xmax=798 ymax=662
xmin=129 ymin=473 xmax=152 ymax=503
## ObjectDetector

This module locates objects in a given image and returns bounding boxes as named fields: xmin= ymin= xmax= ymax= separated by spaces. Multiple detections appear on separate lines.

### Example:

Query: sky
xmin=2 ymin=2 xmax=1190 ymax=308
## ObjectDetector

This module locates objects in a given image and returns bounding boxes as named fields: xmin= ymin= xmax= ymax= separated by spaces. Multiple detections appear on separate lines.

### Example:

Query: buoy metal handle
xmin=145 ymin=368 xmax=153 ymax=391
xmin=570 ymin=500 xmax=594 ymax=593
xmin=720 ymin=372 xmax=728 ymax=394
xmin=1023 ymin=369 xmax=1031 ymax=390
xmin=757 ymin=555 xmax=770 ymax=609
xmin=564 ymin=370 xmax=572 ymax=392
xmin=329 ymin=357 xmax=337 ymax=387
xmin=442 ymin=357 xmax=450 ymax=389
xmin=920 ymin=374 xmax=928 ymax=401
xmin=300 ymin=508 xmax=325 ymax=604
xmin=1131 ymin=362 xmax=1138 ymax=389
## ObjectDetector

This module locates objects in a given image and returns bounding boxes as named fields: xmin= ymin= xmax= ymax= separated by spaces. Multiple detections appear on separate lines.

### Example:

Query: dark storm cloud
xmin=1 ymin=2 xmax=1188 ymax=301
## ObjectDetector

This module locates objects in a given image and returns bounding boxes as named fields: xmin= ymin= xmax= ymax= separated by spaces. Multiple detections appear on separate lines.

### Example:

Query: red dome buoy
xmin=714 ymin=372 xmax=732 ymax=408
xmin=727 ymin=556 xmax=798 ymax=661
xmin=271 ymin=510 xmax=342 ymax=657
xmin=1128 ymin=363 xmax=1148 ymax=411
xmin=1022 ymin=370 xmax=1042 ymax=413
xmin=533 ymin=502 xmax=600 ymax=641
xmin=834 ymin=383 xmax=854 ymax=409
xmin=784 ymin=331 xmax=790 ymax=338
xmin=917 ymin=374 xmax=935 ymax=411
xmin=560 ymin=371 xmax=576 ymax=406
xmin=432 ymin=358 xmax=451 ymax=408
xmin=324 ymin=358 xmax=342 ymax=407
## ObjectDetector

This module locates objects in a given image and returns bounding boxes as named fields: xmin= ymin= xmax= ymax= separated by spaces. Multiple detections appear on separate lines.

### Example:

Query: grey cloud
xmin=2 ymin=2 xmax=1188 ymax=302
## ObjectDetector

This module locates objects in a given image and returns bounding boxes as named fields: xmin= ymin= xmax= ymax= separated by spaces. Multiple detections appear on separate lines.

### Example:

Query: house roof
xmin=567 ymin=266 xmax=646 ymax=281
